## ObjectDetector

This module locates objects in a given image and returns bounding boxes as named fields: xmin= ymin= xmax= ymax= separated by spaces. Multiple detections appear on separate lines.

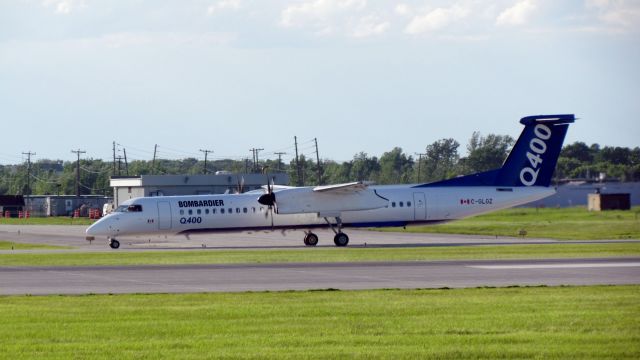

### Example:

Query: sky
xmin=0 ymin=0 xmax=639 ymax=166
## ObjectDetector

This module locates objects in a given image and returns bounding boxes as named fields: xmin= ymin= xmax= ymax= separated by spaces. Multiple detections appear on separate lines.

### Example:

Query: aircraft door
xmin=413 ymin=193 xmax=426 ymax=220
xmin=157 ymin=201 xmax=172 ymax=230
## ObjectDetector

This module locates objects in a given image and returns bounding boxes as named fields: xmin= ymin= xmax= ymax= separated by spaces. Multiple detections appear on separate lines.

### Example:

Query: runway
xmin=2 ymin=257 xmax=639 ymax=295
xmin=1 ymin=224 xmax=636 ymax=252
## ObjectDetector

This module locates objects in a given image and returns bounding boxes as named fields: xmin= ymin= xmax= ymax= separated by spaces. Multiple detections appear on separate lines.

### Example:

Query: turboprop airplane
xmin=86 ymin=114 xmax=574 ymax=249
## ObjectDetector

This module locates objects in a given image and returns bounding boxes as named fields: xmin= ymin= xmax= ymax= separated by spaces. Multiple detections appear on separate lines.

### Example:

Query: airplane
xmin=86 ymin=114 xmax=575 ymax=249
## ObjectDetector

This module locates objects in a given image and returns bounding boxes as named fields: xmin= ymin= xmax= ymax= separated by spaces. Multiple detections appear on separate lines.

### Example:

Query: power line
xmin=199 ymin=149 xmax=214 ymax=174
xmin=273 ymin=152 xmax=287 ymax=172
xmin=415 ymin=152 xmax=427 ymax=183
xmin=22 ymin=151 xmax=36 ymax=195
xmin=249 ymin=148 xmax=264 ymax=173
xmin=71 ymin=149 xmax=86 ymax=197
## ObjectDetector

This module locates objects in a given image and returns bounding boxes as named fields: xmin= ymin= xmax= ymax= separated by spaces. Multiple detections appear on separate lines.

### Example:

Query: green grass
xmin=0 ymin=286 xmax=638 ymax=359
xmin=386 ymin=207 xmax=640 ymax=240
xmin=0 ymin=216 xmax=94 ymax=225
xmin=1 ymin=242 xmax=639 ymax=267
xmin=0 ymin=241 xmax=70 ymax=251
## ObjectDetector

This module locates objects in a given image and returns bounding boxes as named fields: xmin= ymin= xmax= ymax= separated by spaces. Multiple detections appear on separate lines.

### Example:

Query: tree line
xmin=1 ymin=133 xmax=638 ymax=197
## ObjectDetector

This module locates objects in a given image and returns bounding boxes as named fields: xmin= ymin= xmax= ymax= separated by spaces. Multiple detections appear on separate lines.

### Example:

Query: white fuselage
xmin=86 ymin=185 xmax=554 ymax=238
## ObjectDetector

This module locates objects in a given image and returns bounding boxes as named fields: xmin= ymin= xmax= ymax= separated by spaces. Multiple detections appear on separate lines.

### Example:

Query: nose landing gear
xmin=108 ymin=238 xmax=120 ymax=249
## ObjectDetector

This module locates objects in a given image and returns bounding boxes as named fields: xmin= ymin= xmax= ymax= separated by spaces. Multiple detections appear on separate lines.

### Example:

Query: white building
xmin=110 ymin=173 xmax=289 ymax=207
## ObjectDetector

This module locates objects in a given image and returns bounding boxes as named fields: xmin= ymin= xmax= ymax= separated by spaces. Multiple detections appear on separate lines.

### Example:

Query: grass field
xmin=0 ymin=241 xmax=69 ymax=251
xmin=385 ymin=207 xmax=640 ymax=240
xmin=1 ymin=242 xmax=638 ymax=267
xmin=0 ymin=285 xmax=638 ymax=359
xmin=0 ymin=216 xmax=94 ymax=226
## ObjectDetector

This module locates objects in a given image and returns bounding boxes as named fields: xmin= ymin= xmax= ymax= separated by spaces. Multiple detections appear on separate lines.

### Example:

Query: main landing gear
xmin=301 ymin=217 xmax=350 ymax=247
xmin=303 ymin=232 xmax=319 ymax=246
xmin=108 ymin=238 xmax=120 ymax=249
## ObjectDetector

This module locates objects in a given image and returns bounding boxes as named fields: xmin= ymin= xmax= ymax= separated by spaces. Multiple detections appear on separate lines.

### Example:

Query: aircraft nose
xmin=86 ymin=217 xmax=113 ymax=236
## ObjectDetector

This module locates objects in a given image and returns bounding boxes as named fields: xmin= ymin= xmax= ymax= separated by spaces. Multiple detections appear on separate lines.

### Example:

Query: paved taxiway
xmin=1 ymin=258 xmax=639 ymax=295
xmin=1 ymin=224 xmax=636 ymax=251
xmin=2 ymin=224 xmax=639 ymax=295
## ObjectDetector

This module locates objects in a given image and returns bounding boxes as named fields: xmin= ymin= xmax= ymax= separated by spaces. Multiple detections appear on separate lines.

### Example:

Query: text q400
xmin=519 ymin=124 xmax=552 ymax=186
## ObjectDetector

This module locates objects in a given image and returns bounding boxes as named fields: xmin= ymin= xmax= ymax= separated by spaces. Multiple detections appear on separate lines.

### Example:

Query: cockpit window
xmin=128 ymin=205 xmax=143 ymax=212
xmin=114 ymin=204 xmax=143 ymax=212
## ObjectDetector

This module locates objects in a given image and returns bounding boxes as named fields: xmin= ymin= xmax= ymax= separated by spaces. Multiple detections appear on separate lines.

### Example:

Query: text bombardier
xmin=178 ymin=199 xmax=225 ymax=208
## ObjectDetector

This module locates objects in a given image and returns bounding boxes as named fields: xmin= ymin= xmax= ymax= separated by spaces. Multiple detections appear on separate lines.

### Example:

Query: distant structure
xmin=110 ymin=173 xmax=289 ymax=207
xmin=24 ymin=195 xmax=112 ymax=217
xmin=0 ymin=195 xmax=25 ymax=217
xmin=525 ymin=181 xmax=640 ymax=208
xmin=588 ymin=193 xmax=631 ymax=211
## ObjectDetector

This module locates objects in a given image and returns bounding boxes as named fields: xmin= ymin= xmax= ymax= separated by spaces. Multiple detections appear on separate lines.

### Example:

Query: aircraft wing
xmin=313 ymin=182 xmax=367 ymax=193
xmin=272 ymin=182 xmax=388 ymax=215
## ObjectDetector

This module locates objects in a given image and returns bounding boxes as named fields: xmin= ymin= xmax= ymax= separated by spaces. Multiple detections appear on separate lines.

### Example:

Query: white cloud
xmin=404 ymin=4 xmax=471 ymax=34
xmin=42 ymin=0 xmax=85 ymax=14
xmin=496 ymin=0 xmax=537 ymax=26
xmin=350 ymin=15 xmax=390 ymax=38
xmin=207 ymin=0 xmax=242 ymax=16
xmin=99 ymin=32 xmax=236 ymax=48
xmin=395 ymin=4 xmax=411 ymax=17
xmin=280 ymin=0 xmax=367 ymax=29
xmin=586 ymin=0 xmax=640 ymax=30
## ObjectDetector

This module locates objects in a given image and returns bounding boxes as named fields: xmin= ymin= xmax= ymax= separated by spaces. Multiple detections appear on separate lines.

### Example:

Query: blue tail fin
xmin=414 ymin=114 xmax=575 ymax=188
xmin=496 ymin=114 xmax=574 ymax=187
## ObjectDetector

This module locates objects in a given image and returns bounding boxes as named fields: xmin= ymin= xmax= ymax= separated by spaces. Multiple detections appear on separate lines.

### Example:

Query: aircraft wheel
xmin=305 ymin=233 xmax=319 ymax=247
xmin=109 ymin=239 xmax=120 ymax=249
xmin=333 ymin=233 xmax=349 ymax=247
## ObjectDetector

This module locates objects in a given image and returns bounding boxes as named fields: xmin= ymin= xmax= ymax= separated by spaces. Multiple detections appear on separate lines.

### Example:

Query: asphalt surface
xmin=1 ymin=224 xmax=639 ymax=295
xmin=2 ymin=258 xmax=639 ymax=295
xmin=1 ymin=224 xmax=637 ymax=252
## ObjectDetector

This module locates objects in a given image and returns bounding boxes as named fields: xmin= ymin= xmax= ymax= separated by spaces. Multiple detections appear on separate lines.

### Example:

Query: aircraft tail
xmin=415 ymin=114 xmax=575 ymax=188
xmin=496 ymin=114 xmax=574 ymax=187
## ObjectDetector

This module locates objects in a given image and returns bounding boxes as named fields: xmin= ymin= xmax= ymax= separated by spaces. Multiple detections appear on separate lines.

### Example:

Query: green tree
xmin=349 ymin=152 xmax=380 ymax=182
xmin=460 ymin=132 xmax=514 ymax=173
xmin=378 ymin=147 xmax=414 ymax=184
xmin=423 ymin=139 xmax=459 ymax=182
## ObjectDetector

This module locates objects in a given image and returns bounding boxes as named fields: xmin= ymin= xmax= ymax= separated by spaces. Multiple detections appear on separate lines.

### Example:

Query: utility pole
xmin=294 ymin=136 xmax=301 ymax=186
xmin=274 ymin=152 xmax=287 ymax=172
xmin=199 ymin=149 xmax=213 ymax=174
xmin=22 ymin=151 xmax=36 ymax=195
xmin=152 ymin=144 xmax=158 ymax=174
xmin=123 ymin=148 xmax=129 ymax=176
xmin=112 ymin=141 xmax=116 ymax=176
xmin=115 ymin=156 xmax=123 ymax=176
xmin=71 ymin=149 xmax=86 ymax=197
xmin=249 ymin=148 xmax=264 ymax=172
xmin=415 ymin=152 xmax=426 ymax=183
xmin=314 ymin=138 xmax=322 ymax=185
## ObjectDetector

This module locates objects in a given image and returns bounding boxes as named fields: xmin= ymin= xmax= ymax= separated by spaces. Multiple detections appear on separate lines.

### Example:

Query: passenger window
xmin=243 ymin=208 xmax=248 ymax=213
xmin=392 ymin=202 xmax=396 ymax=208
xmin=236 ymin=208 xmax=240 ymax=214
xmin=407 ymin=201 xmax=412 ymax=207
xmin=212 ymin=208 xmax=216 ymax=214
xmin=205 ymin=209 xmax=209 ymax=215
xmin=188 ymin=209 xmax=193 ymax=215
xmin=180 ymin=209 xmax=184 ymax=215
xmin=228 ymin=208 xmax=232 ymax=214
xmin=399 ymin=202 xmax=404 ymax=207
xmin=221 ymin=208 xmax=225 ymax=214
xmin=252 ymin=207 xmax=256 ymax=213
xmin=197 ymin=209 xmax=201 ymax=215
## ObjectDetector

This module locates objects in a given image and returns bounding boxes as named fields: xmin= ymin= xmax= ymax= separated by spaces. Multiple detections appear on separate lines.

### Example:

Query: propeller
xmin=235 ymin=176 xmax=245 ymax=194
xmin=258 ymin=174 xmax=276 ymax=228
